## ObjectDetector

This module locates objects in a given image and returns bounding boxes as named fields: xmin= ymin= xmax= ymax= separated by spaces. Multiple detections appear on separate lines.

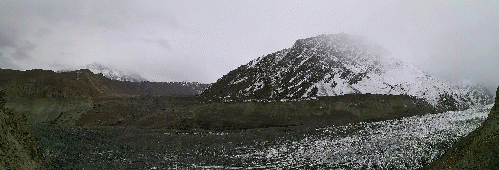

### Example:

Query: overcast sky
xmin=0 ymin=0 xmax=498 ymax=89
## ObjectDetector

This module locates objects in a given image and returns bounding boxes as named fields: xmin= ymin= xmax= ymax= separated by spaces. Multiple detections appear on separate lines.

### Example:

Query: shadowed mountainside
xmin=0 ymin=68 xmax=211 ymax=127
xmin=0 ymin=68 xmax=210 ymax=99
xmin=71 ymin=94 xmax=435 ymax=130
xmin=426 ymin=87 xmax=499 ymax=169
xmin=5 ymin=92 xmax=438 ymax=130
xmin=0 ymin=90 xmax=41 ymax=170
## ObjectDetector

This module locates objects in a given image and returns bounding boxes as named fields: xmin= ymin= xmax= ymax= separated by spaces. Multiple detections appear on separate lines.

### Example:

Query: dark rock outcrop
xmin=70 ymin=94 xmax=435 ymax=130
xmin=0 ymin=89 xmax=41 ymax=169
xmin=426 ymin=87 xmax=499 ymax=169
xmin=0 ymin=68 xmax=210 ymax=99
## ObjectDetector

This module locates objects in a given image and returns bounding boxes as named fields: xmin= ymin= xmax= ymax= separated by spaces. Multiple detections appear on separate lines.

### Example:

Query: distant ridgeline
xmin=202 ymin=33 xmax=493 ymax=111
xmin=0 ymin=68 xmax=210 ymax=99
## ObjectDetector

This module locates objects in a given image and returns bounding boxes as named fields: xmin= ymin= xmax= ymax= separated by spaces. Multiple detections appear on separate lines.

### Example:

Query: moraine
xmin=33 ymin=105 xmax=491 ymax=169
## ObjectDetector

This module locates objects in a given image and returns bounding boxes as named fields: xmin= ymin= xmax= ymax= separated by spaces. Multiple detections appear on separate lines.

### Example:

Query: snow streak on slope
xmin=203 ymin=33 xmax=492 ymax=107
xmin=85 ymin=62 xmax=147 ymax=82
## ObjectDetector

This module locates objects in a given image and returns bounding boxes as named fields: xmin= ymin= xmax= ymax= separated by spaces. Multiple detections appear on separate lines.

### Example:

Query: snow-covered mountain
xmin=85 ymin=62 xmax=147 ymax=82
xmin=453 ymin=83 xmax=494 ymax=106
xmin=178 ymin=81 xmax=211 ymax=94
xmin=202 ymin=33 xmax=492 ymax=109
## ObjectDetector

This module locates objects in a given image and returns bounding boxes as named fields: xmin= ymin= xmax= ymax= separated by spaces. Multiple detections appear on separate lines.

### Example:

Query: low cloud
xmin=12 ymin=41 xmax=36 ymax=60
xmin=0 ymin=27 xmax=36 ymax=60
xmin=0 ymin=28 xmax=17 ymax=48
xmin=0 ymin=52 xmax=18 ymax=69
xmin=36 ymin=27 xmax=53 ymax=38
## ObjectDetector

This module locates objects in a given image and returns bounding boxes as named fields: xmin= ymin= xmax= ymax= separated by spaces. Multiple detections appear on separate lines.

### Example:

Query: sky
xmin=0 ymin=0 xmax=498 ymax=90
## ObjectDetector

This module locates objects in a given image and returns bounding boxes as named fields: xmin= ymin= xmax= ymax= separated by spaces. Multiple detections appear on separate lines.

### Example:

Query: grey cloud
xmin=140 ymin=39 xmax=172 ymax=51
xmin=36 ymin=27 xmax=53 ymax=38
xmin=0 ymin=28 xmax=17 ymax=48
xmin=0 ymin=52 xmax=18 ymax=69
xmin=11 ymin=41 xmax=36 ymax=60
xmin=71 ymin=1 xmax=182 ymax=29
xmin=48 ymin=62 xmax=69 ymax=69
xmin=0 ymin=0 xmax=183 ymax=39
xmin=0 ymin=28 xmax=36 ymax=60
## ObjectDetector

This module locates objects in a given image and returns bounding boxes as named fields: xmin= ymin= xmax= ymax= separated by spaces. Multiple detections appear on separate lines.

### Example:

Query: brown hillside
xmin=73 ymin=94 xmax=435 ymax=130
xmin=0 ymin=68 xmax=209 ymax=99
xmin=0 ymin=69 xmax=114 ymax=99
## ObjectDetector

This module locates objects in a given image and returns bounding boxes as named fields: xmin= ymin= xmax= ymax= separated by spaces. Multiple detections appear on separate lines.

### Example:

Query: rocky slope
xmin=0 ymin=90 xmax=41 ymax=170
xmin=202 ymin=33 xmax=492 ymax=110
xmin=84 ymin=63 xmax=210 ymax=94
xmin=426 ymin=87 xmax=499 ymax=169
xmin=0 ymin=68 xmax=210 ymax=99
xmin=0 ymin=68 xmax=210 ymax=125
xmin=0 ymin=68 xmax=115 ymax=99
xmin=69 ymin=94 xmax=434 ymax=130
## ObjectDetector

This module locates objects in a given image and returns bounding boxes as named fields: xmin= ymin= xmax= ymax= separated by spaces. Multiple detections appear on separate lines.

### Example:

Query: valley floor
xmin=31 ymin=105 xmax=492 ymax=169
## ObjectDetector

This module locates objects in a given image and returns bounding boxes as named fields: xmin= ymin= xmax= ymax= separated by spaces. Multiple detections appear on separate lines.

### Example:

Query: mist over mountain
xmin=203 ymin=33 xmax=493 ymax=109
xmin=85 ymin=62 xmax=148 ymax=82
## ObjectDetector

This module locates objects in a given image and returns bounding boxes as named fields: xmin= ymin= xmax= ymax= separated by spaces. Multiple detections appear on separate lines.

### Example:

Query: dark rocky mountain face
xmin=202 ymin=33 xmax=492 ymax=109
xmin=0 ymin=69 xmax=115 ymax=99
xmin=0 ymin=68 xmax=210 ymax=99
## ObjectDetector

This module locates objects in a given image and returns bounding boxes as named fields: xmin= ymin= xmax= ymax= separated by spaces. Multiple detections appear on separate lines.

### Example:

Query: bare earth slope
xmin=0 ymin=68 xmax=210 ymax=125
xmin=0 ymin=68 xmax=209 ymax=99
xmin=72 ymin=94 xmax=435 ymax=130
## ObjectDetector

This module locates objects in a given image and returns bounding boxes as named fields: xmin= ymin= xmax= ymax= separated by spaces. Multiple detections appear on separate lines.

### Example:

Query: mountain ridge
xmin=85 ymin=62 xmax=148 ymax=82
xmin=0 ymin=68 xmax=210 ymax=99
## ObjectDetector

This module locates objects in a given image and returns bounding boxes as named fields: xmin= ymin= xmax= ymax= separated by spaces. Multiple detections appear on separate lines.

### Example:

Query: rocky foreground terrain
xmin=29 ymin=93 xmax=493 ymax=169
xmin=0 ymin=90 xmax=41 ymax=170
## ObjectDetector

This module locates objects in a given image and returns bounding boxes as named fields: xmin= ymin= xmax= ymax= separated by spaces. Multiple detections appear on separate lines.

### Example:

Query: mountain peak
xmin=85 ymin=62 xmax=147 ymax=82
xmin=202 ymin=33 xmax=492 ymax=108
